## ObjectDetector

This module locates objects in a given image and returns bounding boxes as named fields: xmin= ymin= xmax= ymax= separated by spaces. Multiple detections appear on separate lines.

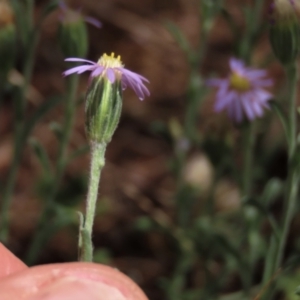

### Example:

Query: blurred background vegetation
xmin=1 ymin=0 xmax=299 ymax=299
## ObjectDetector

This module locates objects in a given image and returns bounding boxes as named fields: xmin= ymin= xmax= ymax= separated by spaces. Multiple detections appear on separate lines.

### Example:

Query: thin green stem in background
xmin=183 ymin=74 xmax=205 ymax=144
xmin=0 ymin=138 xmax=22 ymax=242
xmin=80 ymin=142 xmax=106 ymax=262
xmin=238 ymin=0 xmax=264 ymax=62
xmin=26 ymin=0 xmax=34 ymax=30
xmin=261 ymin=64 xmax=299 ymax=299
xmin=242 ymin=122 xmax=255 ymax=197
xmin=25 ymin=75 xmax=79 ymax=264
xmin=237 ymin=1 xmax=266 ymax=292
xmin=57 ymin=75 xmax=80 ymax=176
xmin=0 ymin=28 xmax=40 ymax=243
xmin=275 ymin=64 xmax=298 ymax=269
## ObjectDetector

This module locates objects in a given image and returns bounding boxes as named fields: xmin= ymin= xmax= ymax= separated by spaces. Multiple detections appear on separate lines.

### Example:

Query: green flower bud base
xmin=269 ymin=20 xmax=300 ymax=65
xmin=59 ymin=18 xmax=88 ymax=58
xmin=85 ymin=76 xmax=123 ymax=144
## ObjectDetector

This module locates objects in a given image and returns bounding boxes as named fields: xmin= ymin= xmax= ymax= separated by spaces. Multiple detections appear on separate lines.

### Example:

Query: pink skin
xmin=0 ymin=243 xmax=148 ymax=300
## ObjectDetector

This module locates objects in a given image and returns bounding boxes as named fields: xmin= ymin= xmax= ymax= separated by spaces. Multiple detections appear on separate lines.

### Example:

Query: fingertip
xmin=0 ymin=262 xmax=148 ymax=300
xmin=0 ymin=243 xmax=27 ymax=278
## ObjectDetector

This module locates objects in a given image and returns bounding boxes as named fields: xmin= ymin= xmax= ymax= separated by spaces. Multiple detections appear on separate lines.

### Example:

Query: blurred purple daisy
xmin=63 ymin=53 xmax=150 ymax=100
xmin=59 ymin=1 xmax=101 ymax=28
xmin=207 ymin=58 xmax=273 ymax=123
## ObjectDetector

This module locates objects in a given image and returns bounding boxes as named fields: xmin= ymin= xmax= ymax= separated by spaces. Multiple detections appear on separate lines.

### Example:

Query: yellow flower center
xmin=229 ymin=72 xmax=251 ymax=92
xmin=97 ymin=53 xmax=123 ymax=68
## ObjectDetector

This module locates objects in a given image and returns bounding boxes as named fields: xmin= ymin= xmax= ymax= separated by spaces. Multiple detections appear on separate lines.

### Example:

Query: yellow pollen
xmin=229 ymin=72 xmax=251 ymax=92
xmin=97 ymin=52 xmax=123 ymax=68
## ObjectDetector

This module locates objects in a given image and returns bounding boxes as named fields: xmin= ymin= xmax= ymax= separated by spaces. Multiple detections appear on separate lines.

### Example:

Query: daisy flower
xmin=207 ymin=58 xmax=273 ymax=123
xmin=63 ymin=53 xmax=150 ymax=100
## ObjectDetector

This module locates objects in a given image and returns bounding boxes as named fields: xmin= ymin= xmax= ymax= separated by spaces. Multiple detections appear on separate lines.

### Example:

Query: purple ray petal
xmin=252 ymin=100 xmax=264 ymax=116
xmin=214 ymin=91 xmax=235 ymax=112
xmin=233 ymin=96 xmax=243 ymax=122
xmin=122 ymin=75 xmax=143 ymax=99
xmin=246 ymin=69 xmax=267 ymax=80
xmin=106 ymin=68 xmax=116 ymax=83
xmin=206 ymin=78 xmax=225 ymax=86
xmin=121 ymin=81 xmax=127 ymax=90
xmin=65 ymin=58 xmax=96 ymax=64
xmin=122 ymin=73 xmax=150 ymax=100
xmin=91 ymin=66 xmax=104 ymax=77
xmin=216 ymin=81 xmax=230 ymax=98
xmin=63 ymin=65 xmax=95 ymax=76
xmin=230 ymin=58 xmax=245 ymax=72
xmin=84 ymin=16 xmax=102 ymax=28
xmin=120 ymin=68 xmax=149 ymax=83
xmin=252 ymin=79 xmax=273 ymax=87
xmin=241 ymin=94 xmax=255 ymax=120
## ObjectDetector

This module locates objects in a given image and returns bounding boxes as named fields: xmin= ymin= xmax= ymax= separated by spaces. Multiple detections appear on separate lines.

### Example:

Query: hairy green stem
xmin=25 ymin=75 xmax=79 ymax=264
xmin=80 ymin=142 xmax=106 ymax=262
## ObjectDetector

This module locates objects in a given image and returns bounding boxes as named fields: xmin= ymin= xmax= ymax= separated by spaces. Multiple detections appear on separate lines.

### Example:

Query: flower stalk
xmin=261 ymin=62 xmax=299 ymax=300
xmin=275 ymin=63 xmax=298 ymax=268
xmin=242 ymin=122 xmax=255 ymax=197
xmin=80 ymin=142 xmax=106 ymax=262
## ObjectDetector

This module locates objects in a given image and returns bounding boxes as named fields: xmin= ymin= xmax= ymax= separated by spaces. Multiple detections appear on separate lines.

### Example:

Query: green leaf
xmin=29 ymin=138 xmax=52 ymax=175
xmin=134 ymin=216 xmax=154 ymax=231
xmin=49 ymin=122 xmax=63 ymax=142
xmin=270 ymin=100 xmax=289 ymax=142
xmin=164 ymin=21 xmax=195 ymax=64
xmin=11 ymin=0 xmax=28 ymax=45
xmin=260 ymin=178 xmax=283 ymax=208
xmin=220 ymin=8 xmax=240 ymax=40
xmin=245 ymin=198 xmax=280 ymax=240
xmin=277 ymin=270 xmax=300 ymax=300
xmin=67 ymin=145 xmax=90 ymax=163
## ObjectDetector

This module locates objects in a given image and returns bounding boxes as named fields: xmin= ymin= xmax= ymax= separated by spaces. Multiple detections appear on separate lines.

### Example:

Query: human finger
xmin=0 ymin=243 xmax=27 ymax=278
xmin=0 ymin=262 xmax=148 ymax=300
